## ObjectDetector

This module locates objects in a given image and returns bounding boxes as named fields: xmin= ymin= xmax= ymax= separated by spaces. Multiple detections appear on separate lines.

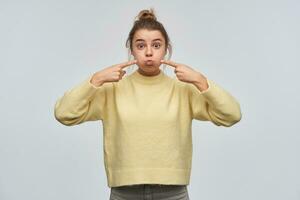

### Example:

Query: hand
xmin=160 ymin=59 xmax=209 ymax=91
xmin=90 ymin=60 xmax=137 ymax=87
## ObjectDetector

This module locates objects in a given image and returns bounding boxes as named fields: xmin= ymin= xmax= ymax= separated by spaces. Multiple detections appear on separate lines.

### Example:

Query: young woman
xmin=54 ymin=8 xmax=242 ymax=200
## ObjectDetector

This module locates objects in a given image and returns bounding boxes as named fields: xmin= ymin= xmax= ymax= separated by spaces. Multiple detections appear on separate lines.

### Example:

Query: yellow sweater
xmin=54 ymin=69 xmax=242 ymax=188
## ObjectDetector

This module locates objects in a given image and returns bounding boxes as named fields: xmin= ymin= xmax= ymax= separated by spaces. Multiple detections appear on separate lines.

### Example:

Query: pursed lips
xmin=145 ymin=60 xmax=154 ymax=65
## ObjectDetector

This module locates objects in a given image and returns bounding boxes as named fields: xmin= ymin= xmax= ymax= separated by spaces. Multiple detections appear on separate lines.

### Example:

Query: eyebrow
xmin=134 ymin=38 xmax=163 ymax=43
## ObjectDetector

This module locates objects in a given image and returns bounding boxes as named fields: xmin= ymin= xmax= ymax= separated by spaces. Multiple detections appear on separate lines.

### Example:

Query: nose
xmin=145 ymin=46 xmax=153 ymax=57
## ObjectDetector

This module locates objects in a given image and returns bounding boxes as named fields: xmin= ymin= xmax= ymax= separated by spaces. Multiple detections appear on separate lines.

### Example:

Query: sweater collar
xmin=130 ymin=69 xmax=166 ymax=85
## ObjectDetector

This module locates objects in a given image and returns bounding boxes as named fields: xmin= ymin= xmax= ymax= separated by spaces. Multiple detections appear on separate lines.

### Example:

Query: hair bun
xmin=135 ymin=8 xmax=157 ymax=21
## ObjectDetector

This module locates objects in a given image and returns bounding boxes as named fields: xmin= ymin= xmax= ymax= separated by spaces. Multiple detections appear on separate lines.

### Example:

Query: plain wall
xmin=0 ymin=0 xmax=299 ymax=199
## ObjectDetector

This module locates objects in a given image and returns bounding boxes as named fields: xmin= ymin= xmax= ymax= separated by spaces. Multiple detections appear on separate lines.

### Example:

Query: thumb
xmin=120 ymin=70 xmax=126 ymax=78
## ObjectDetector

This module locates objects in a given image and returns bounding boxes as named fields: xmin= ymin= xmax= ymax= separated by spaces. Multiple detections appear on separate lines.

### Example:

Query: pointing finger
xmin=160 ymin=60 xmax=179 ymax=68
xmin=116 ymin=60 xmax=137 ymax=69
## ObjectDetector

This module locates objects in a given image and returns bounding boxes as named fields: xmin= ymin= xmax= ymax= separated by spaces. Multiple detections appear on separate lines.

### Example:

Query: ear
xmin=130 ymin=49 xmax=135 ymax=57
xmin=164 ymin=48 xmax=168 ymax=56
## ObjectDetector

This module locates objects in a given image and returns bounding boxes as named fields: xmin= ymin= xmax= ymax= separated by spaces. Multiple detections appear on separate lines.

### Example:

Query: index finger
xmin=160 ymin=60 xmax=179 ymax=68
xmin=115 ymin=60 xmax=137 ymax=69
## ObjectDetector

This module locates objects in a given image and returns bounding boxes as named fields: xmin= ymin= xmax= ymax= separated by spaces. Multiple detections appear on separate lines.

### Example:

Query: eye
xmin=153 ymin=43 xmax=161 ymax=48
xmin=137 ymin=44 xmax=145 ymax=49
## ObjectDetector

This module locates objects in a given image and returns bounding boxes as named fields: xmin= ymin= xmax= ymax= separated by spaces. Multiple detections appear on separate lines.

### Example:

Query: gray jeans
xmin=109 ymin=184 xmax=190 ymax=200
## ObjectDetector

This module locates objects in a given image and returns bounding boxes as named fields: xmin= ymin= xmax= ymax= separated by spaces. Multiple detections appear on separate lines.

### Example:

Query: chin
xmin=138 ymin=66 xmax=160 ymax=73
xmin=136 ymin=63 xmax=155 ymax=69
xmin=142 ymin=66 xmax=159 ymax=71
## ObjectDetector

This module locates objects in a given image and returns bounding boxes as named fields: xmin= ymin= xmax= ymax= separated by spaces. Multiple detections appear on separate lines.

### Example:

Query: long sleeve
xmin=54 ymin=75 xmax=107 ymax=126
xmin=187 ymin=79 xmax=242 ymax=127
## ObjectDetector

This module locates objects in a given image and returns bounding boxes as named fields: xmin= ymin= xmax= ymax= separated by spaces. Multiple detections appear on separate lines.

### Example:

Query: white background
xmin=1 ymin=0 xmax=299 ymax=199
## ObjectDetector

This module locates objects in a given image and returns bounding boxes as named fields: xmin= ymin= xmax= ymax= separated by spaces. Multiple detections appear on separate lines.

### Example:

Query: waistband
xmin=111 ymin=184 xmax=187 ymax=194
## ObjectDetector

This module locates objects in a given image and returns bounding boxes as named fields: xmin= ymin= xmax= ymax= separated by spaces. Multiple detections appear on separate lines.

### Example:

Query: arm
xmin=54 ymin=75 xmax=107 ymax=126
xmin=188 ymin=79 xmax=242 ymax=127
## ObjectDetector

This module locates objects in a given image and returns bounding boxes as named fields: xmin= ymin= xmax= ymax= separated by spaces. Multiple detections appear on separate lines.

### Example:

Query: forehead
xmin=133 ymin=29 xmax=164 ymax=42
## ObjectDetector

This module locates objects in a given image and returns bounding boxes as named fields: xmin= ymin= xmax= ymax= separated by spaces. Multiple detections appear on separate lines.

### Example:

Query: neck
xmin=130 ymin=68 xmax=166 ymax=85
